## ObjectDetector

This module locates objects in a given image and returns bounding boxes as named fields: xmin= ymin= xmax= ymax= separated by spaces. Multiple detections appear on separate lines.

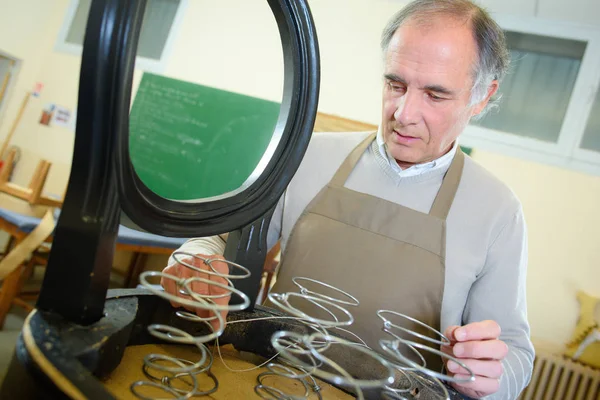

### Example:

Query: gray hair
xmin=381 ymin=0 xmax=510 ymax=115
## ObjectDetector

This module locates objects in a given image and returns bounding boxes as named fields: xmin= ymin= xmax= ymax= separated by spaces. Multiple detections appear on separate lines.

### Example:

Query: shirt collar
xmin=375 ymin=126 xmax=458 ymax=178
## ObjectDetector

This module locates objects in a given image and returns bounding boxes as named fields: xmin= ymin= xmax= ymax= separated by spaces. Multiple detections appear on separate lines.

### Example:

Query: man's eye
xmin=388 ymin=83 xmax=404 ymax=92
xmin=428 ymin=93 xmax=445 ymax=101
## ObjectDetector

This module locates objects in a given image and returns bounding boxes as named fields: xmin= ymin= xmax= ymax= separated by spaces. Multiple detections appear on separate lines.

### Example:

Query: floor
xmin=0 ymin=306 xmax=27 ymax=385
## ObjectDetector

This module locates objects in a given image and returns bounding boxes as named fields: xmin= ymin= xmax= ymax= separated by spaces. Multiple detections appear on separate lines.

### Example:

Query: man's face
xmin=381 ymin=17 xmax=496 ymax=168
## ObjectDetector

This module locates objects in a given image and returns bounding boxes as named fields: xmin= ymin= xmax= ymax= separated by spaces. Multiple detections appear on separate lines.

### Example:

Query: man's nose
xmin=393 ymin=89 xmax=421 ymax=125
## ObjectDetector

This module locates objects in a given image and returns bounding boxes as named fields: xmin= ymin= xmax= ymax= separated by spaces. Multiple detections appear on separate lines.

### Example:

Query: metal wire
xmin=377 ymin=310 xmax=451 ymax=347
xmin=134 ymin=252 xmax=474 ymax=400
xmin=261 ymin=281 xmax=398 ymax=400
xmin=291 ymin=277 xmax=360 ymax=306
xmin=379 ymin=339 xmax=475 ymax=384
xmin=133 ymin=251 xmax=249 ymax=399
xmin=267 ymin=292 xmax=355 ymax=327
xmin=376 ymin=310 xmax=476 ymax=400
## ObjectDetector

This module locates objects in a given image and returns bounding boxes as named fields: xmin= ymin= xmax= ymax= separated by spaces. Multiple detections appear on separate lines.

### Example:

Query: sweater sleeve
xmin=165 ymin=194 xmax=285 ymax=268
xmin=462 ymin=206 xmax=535 ymax=400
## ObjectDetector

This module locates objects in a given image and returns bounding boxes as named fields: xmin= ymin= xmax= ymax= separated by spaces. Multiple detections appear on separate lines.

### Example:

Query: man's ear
xmin=472 ymin=80 xmax=499 ymax=116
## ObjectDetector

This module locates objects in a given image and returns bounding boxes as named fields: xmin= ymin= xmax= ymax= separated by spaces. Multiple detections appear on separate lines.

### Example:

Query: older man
xmin=162 ymin=0 xmax=534 ymax=398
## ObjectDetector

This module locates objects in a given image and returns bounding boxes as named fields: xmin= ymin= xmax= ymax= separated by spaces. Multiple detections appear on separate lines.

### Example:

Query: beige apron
xmin=270 ymin=132 xmax=465 ymax=372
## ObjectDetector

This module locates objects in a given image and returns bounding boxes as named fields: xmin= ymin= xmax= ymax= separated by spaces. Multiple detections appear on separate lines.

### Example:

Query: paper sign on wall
xmin=32 ymin=82 xmax=44 ymax=97
xmin=52 ymin=105 xmax=72 ymax=128
xmin=39 ymin=103 xmax=73 ymax=129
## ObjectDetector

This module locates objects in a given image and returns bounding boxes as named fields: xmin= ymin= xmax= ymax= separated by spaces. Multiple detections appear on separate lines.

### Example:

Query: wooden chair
xmin=0 ymin=208 xmax=189 ymax=329
xmin=0 ymin=148 xmax=63 ymax=208
xmin=0 ymin=206 xmax=283 ymax=328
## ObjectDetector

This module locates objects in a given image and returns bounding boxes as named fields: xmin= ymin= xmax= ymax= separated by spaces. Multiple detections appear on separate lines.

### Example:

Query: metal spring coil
xmin=133 ymin=250 xmax=252 ymax=399
xmin=261 ymin=277 xmax=397 ymax=400
xmin=133 ymin=253 xmax=475 ymax=400
xmin=263 ymin=279 xmax=476 ymax=400
xmin=376 ymin=310 xmax=476 ymax=400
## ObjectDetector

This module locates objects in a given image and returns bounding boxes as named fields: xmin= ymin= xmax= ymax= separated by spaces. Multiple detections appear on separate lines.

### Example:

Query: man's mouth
xmin=393 ymin=130 xmax=420 ymax=143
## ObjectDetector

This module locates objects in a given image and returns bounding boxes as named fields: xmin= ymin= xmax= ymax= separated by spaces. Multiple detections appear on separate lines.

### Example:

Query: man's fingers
xmin=444 ymin=325 xmax=460 ymax=343
xmin=453 ymin=339 xmax=508 ymax=360
xmin=441 ymin=344 xmax=454 ymax=359
xmin=178 ymin=258 xmax=209 ymax=296
xmin=160 ymin=253 xmax=232 ymax=330
xmin=189 ymin=255 xmax=231 ymax=331
xmin=206 ymin=256 xmax=233 ymax=305
xmin=161 ymin=257 xmax=209 ymax=309
xmin=450 ymin=374 xmax=501 ymax=396
xmin=206 ymin=256 xmax=230 ymax=291
xmin=453 ymin=320 xmax=501 ymax=342
xmin=446 ymin=359 xmax=503 ymax=379
xmin=440 ymin=322 xmax=505 ymax=398
xmin=161 ymin=266 xmax=184 ymax=308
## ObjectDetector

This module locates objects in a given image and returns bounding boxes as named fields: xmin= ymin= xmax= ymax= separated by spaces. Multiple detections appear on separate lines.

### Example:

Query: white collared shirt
xmin=375 ymin=126 xmax=458 ymax=178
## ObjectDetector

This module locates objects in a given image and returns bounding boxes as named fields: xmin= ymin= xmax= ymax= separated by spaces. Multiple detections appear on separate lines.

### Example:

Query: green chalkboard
xmin=460 ymin=146 xmax=472 ymax=156
xmin=129 ymin=73 xmax=281 ymax=201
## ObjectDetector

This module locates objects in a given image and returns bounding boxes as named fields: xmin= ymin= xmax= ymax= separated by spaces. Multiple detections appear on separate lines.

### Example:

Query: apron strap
xmin=429 ymin=149 xmax=465 ymax=220
xmin=329 ymin=132 xmax=464 ymax=220
xmin=329 ymin=132 xmax=377 ymax=188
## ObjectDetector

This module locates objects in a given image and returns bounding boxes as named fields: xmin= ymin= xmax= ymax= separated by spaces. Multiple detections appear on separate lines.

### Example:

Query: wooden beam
xmin=12 ymin=297 xmax=34 ymax=312
xmin=36 ymin=196 xmax=63 ymax=208
xmin=0 ymin=181 xmax=32 ymax=201
xmin=28 ymin=160 xmax=51 ymax=204
xmin=314 ymin=112 xmax=377 ymax=133
xmin=0 ymin=60 xmax=14 ymax=108
xmin=0 ymin=92 xmax=30 ymax=160
xmin=0 ymin=148 xmax=16 ymax=183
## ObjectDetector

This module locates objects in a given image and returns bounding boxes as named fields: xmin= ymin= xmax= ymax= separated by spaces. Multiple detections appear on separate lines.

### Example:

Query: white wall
xmin=0 ymin=0 xmax=599 ymax=346
xmin=0 ymin=0 xmax=76 ymax=196
xmin=163 ymin=0 xmax=284 ymax=103
xmin=538 ymin=0 xmax=600 ymax=26
xmin=473 ymin=149 xmax=600 ymax=344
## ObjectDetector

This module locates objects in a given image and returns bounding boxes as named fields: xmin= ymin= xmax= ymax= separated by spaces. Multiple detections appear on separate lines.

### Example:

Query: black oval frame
xmin=34 ymin=0 xmax=319 ymax=328
xmin=116 ymin=0 xmax=320 ymax=238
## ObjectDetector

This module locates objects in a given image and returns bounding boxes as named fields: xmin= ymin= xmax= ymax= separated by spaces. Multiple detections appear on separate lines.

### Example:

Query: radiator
xmin=519 ymin=351 xmax=600 ymax=400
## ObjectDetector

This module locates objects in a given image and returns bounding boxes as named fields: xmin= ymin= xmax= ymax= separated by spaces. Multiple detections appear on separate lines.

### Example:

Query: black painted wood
xmin=36 ymin=0 xmax=147 ymax=325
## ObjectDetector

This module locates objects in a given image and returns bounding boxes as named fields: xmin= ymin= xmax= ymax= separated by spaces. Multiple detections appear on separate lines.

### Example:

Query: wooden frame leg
xmin=1 ymin=235 xmax=15 ymax=257
xmin=0 ymin=253 xmax=37 ymax=329
xmin=124 ymin=252 xmax=140 ymax=288
xmin=124 ymin=252 xmax=149 ymax=288
xmin=257 ymin=272 xmax=276 ymax=305
xmin=131 ymin=253 xmax=148 ymax=288
xmin=12 ymin=298 xmax=34 ymax=312
xmin=0 ymin=265 xmax=24 ymax=329
xmin=6 ymin=235 xmax=15 ymax=252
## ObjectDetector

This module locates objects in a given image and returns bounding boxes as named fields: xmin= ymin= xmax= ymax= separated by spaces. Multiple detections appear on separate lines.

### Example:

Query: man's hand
xmin=160 ymin=254 xmax=231 ymax=332
xmin=441 ymin=320 xmax=508 ymax=399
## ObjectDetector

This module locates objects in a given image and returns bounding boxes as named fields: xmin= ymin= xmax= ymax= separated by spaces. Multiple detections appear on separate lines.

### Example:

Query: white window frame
xmin=0 ymin=50 xmax=22 ymax=129
xmin=460 ymin=14 xmax=600 ymax=176
xmin=54 ymin=0 xmax=189 ymax=74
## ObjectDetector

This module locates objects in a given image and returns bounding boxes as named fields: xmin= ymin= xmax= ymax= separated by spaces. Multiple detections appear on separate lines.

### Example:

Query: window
xmin=579 ymin=88 xmax=600 ymax=152
xmin=55 ymin=0 xmax=187 ymax=73
xmin=461 ymin=15 xmax=600 ymax=176
xmin=472 ymin=32 xmax=586 ymax=143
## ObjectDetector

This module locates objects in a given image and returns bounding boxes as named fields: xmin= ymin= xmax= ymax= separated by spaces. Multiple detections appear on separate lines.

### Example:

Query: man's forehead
xmin=384 ymin=20 xmax=477 ymax=90
xmin=387 ymin=16 xmax=478 ymax=63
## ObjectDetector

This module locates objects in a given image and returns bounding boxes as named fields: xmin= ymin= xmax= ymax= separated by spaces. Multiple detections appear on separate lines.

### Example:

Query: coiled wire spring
xmin=133 ymin=251 xmax=251 ymax=399
xmin=133 ymin=252 xmax=474 ymax=400
xmin=258 ymin=277 xmax=475 ymax=400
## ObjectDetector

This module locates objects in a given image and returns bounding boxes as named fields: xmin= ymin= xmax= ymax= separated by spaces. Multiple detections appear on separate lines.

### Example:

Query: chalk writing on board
xmin=129 ymin=73 xmax=281 ymax=201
